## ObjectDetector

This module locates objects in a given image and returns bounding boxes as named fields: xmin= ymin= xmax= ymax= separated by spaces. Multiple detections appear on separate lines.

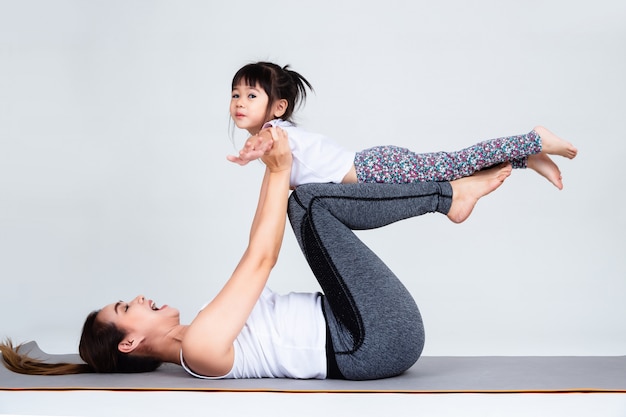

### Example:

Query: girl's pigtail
xmin=282 ymin=65 xmax=313 ymax=111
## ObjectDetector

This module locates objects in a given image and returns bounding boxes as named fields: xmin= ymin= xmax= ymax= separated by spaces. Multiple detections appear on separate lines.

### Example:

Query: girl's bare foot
xmin=447 ymin=163 xmax=512 ymax=224
xmin=527 ymin=153 xmax=563 ymax=190
xmin=534 ymin=126 xmax=578 ymax=159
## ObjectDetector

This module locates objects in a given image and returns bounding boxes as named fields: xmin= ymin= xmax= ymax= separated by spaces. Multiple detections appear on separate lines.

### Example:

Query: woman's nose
xmin=133 ymin=295 xmax=146 ymax=304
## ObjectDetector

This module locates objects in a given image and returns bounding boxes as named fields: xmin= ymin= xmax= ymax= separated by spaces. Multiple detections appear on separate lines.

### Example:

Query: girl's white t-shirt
xmin=264 ymin=119 xmax=356 ymax=188
xmin=181 ymin=287 xmax=327 ymax=379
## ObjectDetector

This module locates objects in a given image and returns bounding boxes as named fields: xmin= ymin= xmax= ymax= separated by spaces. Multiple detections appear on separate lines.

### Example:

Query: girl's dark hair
xmin=231 ymin=61 xmax=313 ymax=123
xmin=1 ymin=311 xmax=162 ymax=375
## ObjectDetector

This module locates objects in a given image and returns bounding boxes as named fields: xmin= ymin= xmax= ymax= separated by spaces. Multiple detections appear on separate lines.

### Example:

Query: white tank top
xmin=181 ymin=287 xmax=327 ymax=379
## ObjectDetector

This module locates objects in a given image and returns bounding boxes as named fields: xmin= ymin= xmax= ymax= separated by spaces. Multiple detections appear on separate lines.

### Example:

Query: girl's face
xmin=230 ymin=82 xmax=270 ymax=134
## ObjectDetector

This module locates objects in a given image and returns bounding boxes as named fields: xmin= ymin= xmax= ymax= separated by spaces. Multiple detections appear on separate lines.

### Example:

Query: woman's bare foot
xmin=534 ymin=126 xmax=578 ymax=159
xmin=447 ymin=163 xmax=512 ymax=224
xmin=527 ymin=153 xmax=563 ymax=190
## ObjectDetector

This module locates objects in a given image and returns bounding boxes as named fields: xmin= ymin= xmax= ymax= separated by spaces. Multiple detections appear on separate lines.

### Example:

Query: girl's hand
xmin=260 ymin=127 xmax=292 ymax=173
xmin=226 ymin=129 xmax=274 ymax=166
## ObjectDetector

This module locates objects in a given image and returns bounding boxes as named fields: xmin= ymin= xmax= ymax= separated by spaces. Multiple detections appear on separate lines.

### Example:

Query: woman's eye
xmin=124 ymin=304 xmax=129 ymax=312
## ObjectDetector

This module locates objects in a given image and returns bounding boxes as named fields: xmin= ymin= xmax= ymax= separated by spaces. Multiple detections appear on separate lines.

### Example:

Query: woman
xmin=1 ymin=127 xmax=514 ymax=380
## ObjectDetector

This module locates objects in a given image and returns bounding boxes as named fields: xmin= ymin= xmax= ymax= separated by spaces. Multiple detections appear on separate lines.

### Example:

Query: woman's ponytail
xmin=0 ymin=339 xmax=92 ymax=375
xmin=1 ymin=310 xmax=162 ymax=376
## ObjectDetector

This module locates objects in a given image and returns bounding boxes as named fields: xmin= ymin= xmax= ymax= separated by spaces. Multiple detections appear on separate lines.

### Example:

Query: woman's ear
xmin=118 ymin=335 xmax=143 ymax=354
xmin=272 ymin=99 xmax=288 ymax=118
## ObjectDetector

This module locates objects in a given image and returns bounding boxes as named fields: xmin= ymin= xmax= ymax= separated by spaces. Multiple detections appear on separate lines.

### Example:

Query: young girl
xmin=1 ymin=128 xmax=515 ymax=380
xmin=227 ymin=61 xmax=578 ymax=189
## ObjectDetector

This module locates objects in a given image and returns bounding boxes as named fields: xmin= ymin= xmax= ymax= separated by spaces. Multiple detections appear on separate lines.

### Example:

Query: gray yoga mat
xmin=1 ymin=342 xmax=624 ymax=393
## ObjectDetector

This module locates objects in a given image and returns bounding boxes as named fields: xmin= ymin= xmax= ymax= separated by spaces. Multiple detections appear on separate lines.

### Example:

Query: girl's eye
xmin=248 ymin=94 xmax=256 ymax=99
xmin=232 ymin=93 xmax=240 ymax=99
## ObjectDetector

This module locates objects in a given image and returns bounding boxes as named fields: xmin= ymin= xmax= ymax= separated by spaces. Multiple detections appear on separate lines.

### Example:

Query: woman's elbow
xmin=247 ymin=244 xmax=280 ymax=270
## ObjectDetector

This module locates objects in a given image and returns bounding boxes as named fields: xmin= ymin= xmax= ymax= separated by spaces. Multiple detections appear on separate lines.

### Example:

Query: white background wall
xmin=1 ymin=0 xmax=625 ymax=357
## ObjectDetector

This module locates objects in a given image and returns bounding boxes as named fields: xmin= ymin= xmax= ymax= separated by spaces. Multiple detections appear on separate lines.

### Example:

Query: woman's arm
xmin=182 ymin=128 xmax=292 ymax=376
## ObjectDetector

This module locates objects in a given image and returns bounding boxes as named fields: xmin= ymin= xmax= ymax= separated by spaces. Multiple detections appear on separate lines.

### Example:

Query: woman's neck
xmin=151 ymin=324 xmax=189 ymax=365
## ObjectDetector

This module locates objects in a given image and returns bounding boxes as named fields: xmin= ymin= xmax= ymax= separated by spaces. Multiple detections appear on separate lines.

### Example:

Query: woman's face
xmin=98 ymin=295 xmax=180 ymax=338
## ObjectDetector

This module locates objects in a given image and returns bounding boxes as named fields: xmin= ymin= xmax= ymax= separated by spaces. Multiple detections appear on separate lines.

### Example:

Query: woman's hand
xmin=260 ymin=127 xmax=292 ymax=173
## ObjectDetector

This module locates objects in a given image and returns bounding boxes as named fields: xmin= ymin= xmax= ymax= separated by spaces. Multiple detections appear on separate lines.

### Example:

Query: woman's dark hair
xmin=231 ymin=61 xmax=313 ymax=123
xmin=1 ymin=311 xmax=161 ymax=375
xmin=78 ymin=310 xmax=162 ymax=373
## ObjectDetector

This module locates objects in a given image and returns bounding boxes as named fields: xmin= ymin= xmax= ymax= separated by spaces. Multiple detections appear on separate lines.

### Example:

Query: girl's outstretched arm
xmin=226 ymin=129 xmax=275 ymax=166
xmin=183 ymin=128 xmax=292 ymax=376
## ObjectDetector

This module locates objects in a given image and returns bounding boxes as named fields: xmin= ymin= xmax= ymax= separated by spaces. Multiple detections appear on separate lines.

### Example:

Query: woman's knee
xmin=288 ymin=184 xmax=316 ymax=215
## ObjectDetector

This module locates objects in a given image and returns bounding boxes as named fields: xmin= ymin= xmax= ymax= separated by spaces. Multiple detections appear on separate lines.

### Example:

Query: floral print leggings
xmin=354 ymin=130 xmax=541 ymax=183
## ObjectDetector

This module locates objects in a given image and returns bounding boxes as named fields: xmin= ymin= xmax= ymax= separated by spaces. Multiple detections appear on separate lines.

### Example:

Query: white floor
xmin=1 ymin=392 xmax=626 ymax=417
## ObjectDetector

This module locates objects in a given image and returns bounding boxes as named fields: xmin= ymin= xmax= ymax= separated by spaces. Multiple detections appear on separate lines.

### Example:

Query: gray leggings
xmin=287 ymin=181 xmax=453 ymax=380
